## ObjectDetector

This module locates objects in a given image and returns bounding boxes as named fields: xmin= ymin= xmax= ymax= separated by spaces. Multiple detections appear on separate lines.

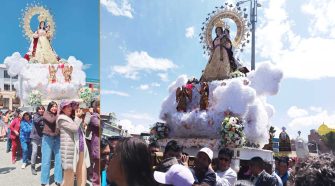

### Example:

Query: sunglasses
xmin=218 ymin=157 xmax=230 ymax=162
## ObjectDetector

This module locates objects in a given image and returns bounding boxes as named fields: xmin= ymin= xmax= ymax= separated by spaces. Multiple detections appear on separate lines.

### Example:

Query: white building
xmin=0 ymin=64 xmax=20 ymax=110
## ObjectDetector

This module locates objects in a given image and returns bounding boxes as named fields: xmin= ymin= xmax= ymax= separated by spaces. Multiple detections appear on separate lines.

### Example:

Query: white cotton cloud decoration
xmin=4 ymin=52 xmax=28 ymax=76
xmin=248 ymin=62 xmax=283 ymax=96
xmin=3 ymin=52 xmax=86 ymax=105
xmin=159 ymin=62 xmax=283 ymax=147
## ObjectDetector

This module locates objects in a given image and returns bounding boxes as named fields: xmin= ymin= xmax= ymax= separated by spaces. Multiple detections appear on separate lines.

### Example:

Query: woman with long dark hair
xmin=107 ymin=138 xmax=157 ymax=186
xmin=30 ymin=105 xmax=45 ymax=175
xmin=41 ymin=101 xmax=62 ymax=186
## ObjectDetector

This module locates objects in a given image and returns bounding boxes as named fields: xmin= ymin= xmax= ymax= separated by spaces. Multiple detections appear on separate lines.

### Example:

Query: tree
xmin=322 ymin=132 xmax=335 ymax=153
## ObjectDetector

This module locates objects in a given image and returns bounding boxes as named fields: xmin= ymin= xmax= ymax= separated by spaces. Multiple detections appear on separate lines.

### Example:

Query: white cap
xmin=199 ymin=147 xmax=213 ymax=161
xmin=154 ymin=164 xmax=195 ymax=186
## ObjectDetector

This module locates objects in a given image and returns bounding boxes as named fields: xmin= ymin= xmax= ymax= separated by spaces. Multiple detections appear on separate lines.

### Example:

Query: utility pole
xmin=237 ymin=0 xmax=260 ymax=70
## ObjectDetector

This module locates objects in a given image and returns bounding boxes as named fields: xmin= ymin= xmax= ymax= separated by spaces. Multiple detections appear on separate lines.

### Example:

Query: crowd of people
xmin=0 ymin=99 xmax=101 ymax=186
xmin=101 ymin=138 xmax=335 ymax=186
xmin=2 ymin=106 xmax=335 ymax=186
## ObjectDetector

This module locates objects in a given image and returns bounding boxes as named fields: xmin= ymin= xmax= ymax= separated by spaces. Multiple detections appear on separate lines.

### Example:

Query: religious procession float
xmin=3 ymin=4 xmax=94 ymax=108
xmin=150 ymin=2 xmax=284 ymax=171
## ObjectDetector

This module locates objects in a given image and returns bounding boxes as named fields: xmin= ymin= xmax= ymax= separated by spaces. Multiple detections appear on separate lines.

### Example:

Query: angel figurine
xmin=62 ymin=65 xmax=73 ymax=83
xmin=48 ymin=65 xmax=57 ymax=83
xmin=176 ymin=86 xmax=191 ymax=112
xmin=198 ymin=82 xmax=209 ymax=111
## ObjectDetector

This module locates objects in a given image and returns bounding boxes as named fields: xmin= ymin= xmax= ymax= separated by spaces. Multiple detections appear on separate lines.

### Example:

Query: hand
xmin=180 ymin=154 xmax=189 ymax=167
xmin=75 ymin=109 xmax=84 ymax=118
xmin=14 ymin=130 xmax=19 ymax=136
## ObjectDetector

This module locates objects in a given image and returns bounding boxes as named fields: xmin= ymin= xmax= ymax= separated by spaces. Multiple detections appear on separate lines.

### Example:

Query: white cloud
xmin=101 ymin=89 xmax=130 ymax=97
xmin=112 ymin=51 xmax=177 ymax=80
xmin=158 ymin=73 xmax=169 ymax=82
xmin=100 ymin=0 xmax=134 ymax=19
xmin=139 ymin=84 xmax=150 ymax=90
xmin=82 ymin=64 xmax=92 ymax=70
xmin=287 ymin=106 xmax=308 ymax=118
xmin=257 ymin=0 xmax=335 ymax=79
xmin=185 ymin=26 xmax=195 ymax=38
xmin=121 ymin=112 xmax=155 ymax=122
xmin=288 ymin=109 xmax=335 ymax=130
xmin=119 ymin=119 xmax=149 ymax=134
xmin=138 ymin=82 xmax=160 ymax=91
xmin=301 ymin=0 xmax=335 ymax=37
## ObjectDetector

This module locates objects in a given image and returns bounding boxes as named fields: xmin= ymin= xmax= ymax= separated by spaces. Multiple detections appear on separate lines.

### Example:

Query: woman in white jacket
xmin=56 ymin=100 xmax=90 ymax=186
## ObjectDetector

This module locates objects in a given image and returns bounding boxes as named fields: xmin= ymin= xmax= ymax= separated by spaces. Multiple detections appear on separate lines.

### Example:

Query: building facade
xmin=101 ymin=113 xmax=130 ymax=138
xmin=0 ymin=64 xmax=20 ymax=110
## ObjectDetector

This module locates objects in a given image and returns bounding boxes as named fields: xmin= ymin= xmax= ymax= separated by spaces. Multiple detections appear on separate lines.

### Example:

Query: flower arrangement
xmin=79 ymin=87 xmax=94 ymax=106
xmin=229 ymin=70 xmax=246 ymax=79
xmin=149 ymin=122 xmax=169 ymax=142
xmin=220 ymin=115 xmax=245 ymax=148
xmin=28 ymin=90 xmax=42 ymax=106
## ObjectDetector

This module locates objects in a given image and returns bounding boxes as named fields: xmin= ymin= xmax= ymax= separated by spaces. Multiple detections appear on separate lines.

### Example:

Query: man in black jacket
xmin=250 ymin=156 xmax=276 ymax=186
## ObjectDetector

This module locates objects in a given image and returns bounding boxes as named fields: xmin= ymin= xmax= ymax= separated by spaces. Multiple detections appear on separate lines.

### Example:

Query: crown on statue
xmin=214 ymin=19 xmax=230 ymax=30
xmin=38 ymin=13 xmax=47 ymax=22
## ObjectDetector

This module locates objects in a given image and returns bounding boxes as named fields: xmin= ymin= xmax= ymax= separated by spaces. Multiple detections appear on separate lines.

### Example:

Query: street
xmin=0 ymin=141 xmax=92 ymax=186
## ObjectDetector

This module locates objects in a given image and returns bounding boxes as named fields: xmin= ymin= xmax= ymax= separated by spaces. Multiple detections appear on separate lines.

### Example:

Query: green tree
xmin=322 ymin=132 xmax=335 ymax=153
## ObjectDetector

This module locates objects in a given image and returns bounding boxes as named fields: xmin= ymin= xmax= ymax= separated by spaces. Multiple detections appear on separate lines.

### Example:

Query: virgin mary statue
xmin=24 ymin=14 xmax=59 ymax=64
xmin=200 ymin=26 xmax=237 ymax=82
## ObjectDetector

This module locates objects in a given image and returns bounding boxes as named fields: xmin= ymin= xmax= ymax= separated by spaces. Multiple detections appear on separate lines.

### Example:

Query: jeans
xmin=31 ymin=139 xmax=41 ymax=164
xmin=40 ymin=135 xmax=63 ymax=184
xmin=6 ymin=128 xmax=12 ymax=152
xmin=21 ymin=140 xmax=32 ymax=164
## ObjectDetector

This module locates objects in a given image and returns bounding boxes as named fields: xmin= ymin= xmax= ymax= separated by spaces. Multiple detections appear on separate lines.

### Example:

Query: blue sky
xmin=101 ymin=0 xmax=335 ymax=140
xmin=0 ymin=0 xmax=99 ymax=79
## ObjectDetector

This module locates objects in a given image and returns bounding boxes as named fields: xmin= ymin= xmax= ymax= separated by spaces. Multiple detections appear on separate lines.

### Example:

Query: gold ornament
xmin=202 ymin=6 xmax=249 ymax=50
xmin=20 ymin=5 xmax=56 ymax=41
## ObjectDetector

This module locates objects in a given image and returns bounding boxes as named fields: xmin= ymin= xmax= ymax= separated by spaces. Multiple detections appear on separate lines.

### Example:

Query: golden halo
xmin=200 ymin=5 xmax=250 ymax=54
xmin=21 ymin=6 xmax=56 ymax=41
xmin=205 ymin=10 xmax=247 ymax=48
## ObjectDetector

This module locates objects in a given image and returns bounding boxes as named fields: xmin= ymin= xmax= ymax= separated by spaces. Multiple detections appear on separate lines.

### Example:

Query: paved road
xmin=0 ymin=140 xmax=92 ymax=186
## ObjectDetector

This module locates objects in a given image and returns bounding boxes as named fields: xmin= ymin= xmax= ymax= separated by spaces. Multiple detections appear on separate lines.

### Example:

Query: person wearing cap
xmin=154 ymin=163 xmax=195 ymax=186
xmin=215 ymin=148 xmax=237 ymax=186
xmin=249 ymin=156 xmax=276 ymax=186
xmin=57 ymin=100 xmax=90 ymax=186
xmin=41 ymin=101 xmax=63 ymax=186
xmin=191 ymin=147 xmax=216 ymax=186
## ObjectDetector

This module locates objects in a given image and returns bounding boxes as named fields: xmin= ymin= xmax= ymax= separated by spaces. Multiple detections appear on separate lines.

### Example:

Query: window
xmin=12 ymin=85 xmax=16 ymax=91
xmin=4 ymin=84 xmax=10 ymax=91
xmin=3 ymin=70 xmax=18 ymax=79
xmin=4 ymin=70 xmax=10 ymax=78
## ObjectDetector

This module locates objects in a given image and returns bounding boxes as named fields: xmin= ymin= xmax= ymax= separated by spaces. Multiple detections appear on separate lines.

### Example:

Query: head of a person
xmin=249 ymin=156 xmax=265 ymax=176
xmin=295 ymin=153 xmax=335 ymax=186
xmin=149 ymin=141 xmax=160 ymax=153
xmin=274 ymin=157 xmax=280 ymax=171
xmin=59 ymin=100 xmax=73 ymax=117
xmin=164 ymin=140 xmax=183 ymax=160
xmin=195 ymin=147 xmax=213 ymax=172
xmin=91 ymin=99 xmax=100 ymax=114
xmin=107 ymin=138 xmax=155 ymax=186
xmin=278 ymin=159 xmax=289 ymax=175
xmin=47 ymin=101 xmax=58 ymax=114
xmin=264 ymin=161 xmax=274 ymax=175
xmin=39 ymin=21 xmax=45 ymax=29
xmin=100 ymin=138 xmax=111 ymax=171
xmin=215 ymin=27 xmax=224 ymax=36
xmin=223 ymin=28 xmax=230 ymax=36
xmin=36 ymin=105 xmax=45 ymax=116
xmin=154 ymin=164 xmax=195 ymax=186
xmin=218 ymin=147 xmax=234 ymax=172
xmin=22 ymin=112 xmax=31 ymax=122
xmin=288 ymin=158 xmax=295 ymax=168
xmin=108 ymin=136 xmax=121 ymax=153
